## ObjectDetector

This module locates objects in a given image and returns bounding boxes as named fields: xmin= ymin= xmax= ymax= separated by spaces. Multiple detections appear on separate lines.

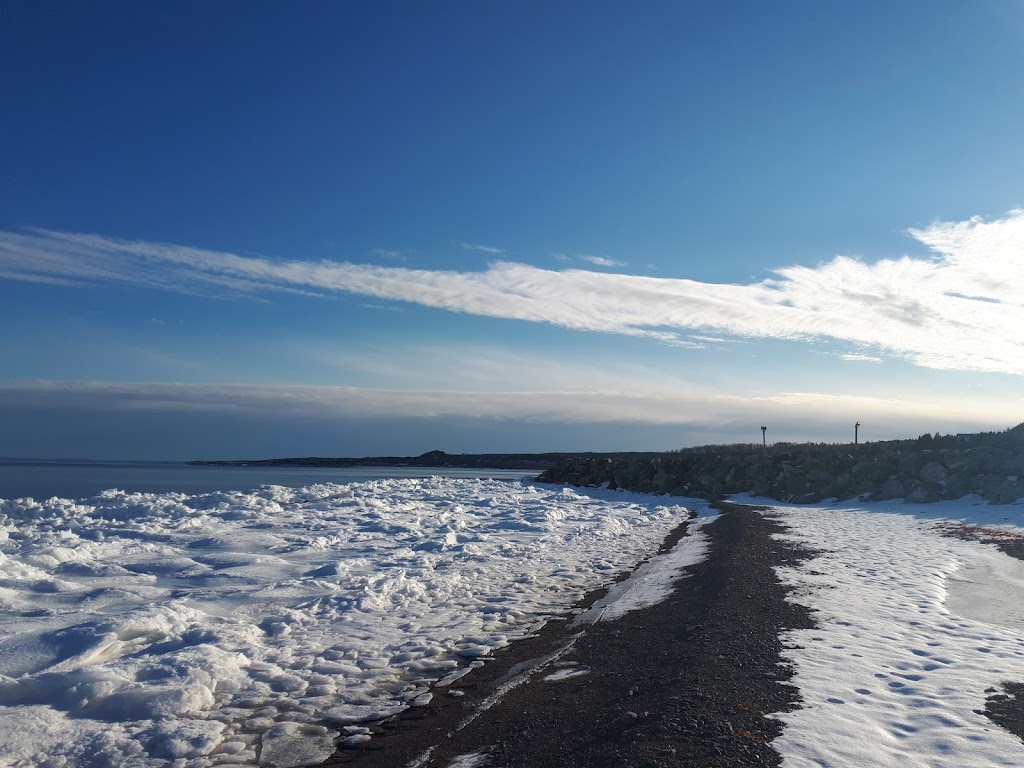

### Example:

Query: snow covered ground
xmin=0 ymin=478 xmax=700 ymax=767
xmin=5 ymin=474 xmax=1024 ymax=768
xmin=766 ymin=495 xmax=1024 ymax=767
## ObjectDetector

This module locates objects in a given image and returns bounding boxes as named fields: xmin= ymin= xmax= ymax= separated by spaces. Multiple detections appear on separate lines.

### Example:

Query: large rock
xmin=897 ymin=452 xmax=926 ymax=473
xmin=981 ymin=475 xmax=1022 ymax=504
xmin=783 ymin=470 xmax=808 ymax=495
xmin=919 ymin=461 xmax=948 ymax=484
xmin=652 ymin=470 xmax=676 ymax=492
xmin=806 ymin=468 xmax=835 ymax=485
xmin=855 ymin=479 xmax=879 ymax=498
xmin=852 ymin=459 xmax=895 ymax=483
xmin=1001 ymin=453 xmax=1024 ymax=475
xmin=876 ymin=477 xmax=906 ymax=500
xmin=907 ymin=485 xmax=939 ymax=504
xmin=832 ymin=471 xmax=854 ymax=494
xmin=943 ymin=469 xmax=976 ymax=499
xmin=983 ymin=450 xmax=1012 ymax=474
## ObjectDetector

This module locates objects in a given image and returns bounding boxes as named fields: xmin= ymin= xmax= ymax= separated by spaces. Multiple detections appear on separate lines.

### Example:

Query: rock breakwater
xmin=539 ymin=426 xmax=1024 ymax=505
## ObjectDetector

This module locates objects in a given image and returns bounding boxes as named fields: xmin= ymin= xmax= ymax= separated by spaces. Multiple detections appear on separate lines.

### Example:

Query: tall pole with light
xmin=855 ymin=421 xmax=861 ymax=445
xmin=761 ymin=426 xmax=767 ymax=455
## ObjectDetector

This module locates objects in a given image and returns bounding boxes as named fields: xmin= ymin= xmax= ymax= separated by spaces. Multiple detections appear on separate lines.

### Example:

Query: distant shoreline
xmin=187 ymin=449 xmax=644 ymax=472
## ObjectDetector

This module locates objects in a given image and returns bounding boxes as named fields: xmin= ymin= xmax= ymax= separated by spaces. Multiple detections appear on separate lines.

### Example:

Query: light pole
xmin=855 ymin=421 xmax=861 ymax=445
xmin=761 ymin=426 xmax=767 ymax=455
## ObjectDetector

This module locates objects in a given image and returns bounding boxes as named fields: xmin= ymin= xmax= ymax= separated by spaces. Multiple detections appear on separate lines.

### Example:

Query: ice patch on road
xmin=575 ymin=513 xmax=715 ymax=624
xmin=445 ymin=751 xmax=491 ymax=768
xmin=543 ymin=666 xmax=590 ymax=682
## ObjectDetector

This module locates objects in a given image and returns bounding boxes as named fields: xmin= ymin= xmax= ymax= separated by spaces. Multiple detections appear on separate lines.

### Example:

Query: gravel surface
xmin=320 ymin=502 xmax=816 ymax=767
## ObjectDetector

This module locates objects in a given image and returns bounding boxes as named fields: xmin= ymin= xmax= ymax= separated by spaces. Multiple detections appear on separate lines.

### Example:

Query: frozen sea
xmin=0 ymin=468 xmax=703 ymax=767
xmin=0 ymin=461 xmax=535 ymax=501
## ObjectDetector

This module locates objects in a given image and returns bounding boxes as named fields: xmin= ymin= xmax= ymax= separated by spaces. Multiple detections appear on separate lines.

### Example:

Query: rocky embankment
xmin=539 ymin=427 xmax=1024 ymax=505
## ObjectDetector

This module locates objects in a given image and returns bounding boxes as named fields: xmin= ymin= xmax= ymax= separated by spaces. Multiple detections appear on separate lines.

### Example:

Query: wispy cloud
xmin=3 ymin=210 xmax=1024 ymax=374
xmin=553 ymin=252 xmax=627 ymax=268
xmin=458 ymin=242 xmax=505 ymax=255
xmin=579 ymin=254 xmax=626 ymax=267
xmin=689 ymin=335 xmax=739 ymax=344
xmin=838 ymin=353 xmax=883 ymax=363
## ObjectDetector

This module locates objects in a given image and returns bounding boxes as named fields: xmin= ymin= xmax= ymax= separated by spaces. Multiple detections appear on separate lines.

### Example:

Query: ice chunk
xmin=258 ymin=721 xmax=338 ymax=767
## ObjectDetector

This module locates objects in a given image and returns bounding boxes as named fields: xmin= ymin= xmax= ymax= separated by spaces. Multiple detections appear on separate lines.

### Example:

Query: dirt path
xmin=319 ymin=503 xmax=815 ymax=768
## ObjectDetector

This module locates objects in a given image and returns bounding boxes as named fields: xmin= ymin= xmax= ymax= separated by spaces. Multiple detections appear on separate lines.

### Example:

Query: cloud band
xmin=2 ymin=211 xmax=1022 ymax=374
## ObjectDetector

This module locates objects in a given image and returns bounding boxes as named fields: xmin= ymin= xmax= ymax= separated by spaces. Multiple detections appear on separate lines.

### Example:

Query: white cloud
xmin=579 ymin=254 xmax=626 ymax=267
xmin=2 ymin=210 xmax=1024 ymax=374
xmin=458 ymin=242 xmax=505 ymax=255
xmin=838 ymin=353 xmax=883 ymax=363
xmin=0 ymin=269 xmax=82 ymax=286
xmin=689 ymin=335 xmax=739 ymax=344
xmin=553 ymin=252 xmax=627 ymax=267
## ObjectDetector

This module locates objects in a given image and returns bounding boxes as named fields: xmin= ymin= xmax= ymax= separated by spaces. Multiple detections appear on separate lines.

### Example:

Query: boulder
xmin=852 ymin=459 xmax=895 ymax=483
xmin=983 ymin=450 xmax=1012 ymax=474
xmin=652 ymin=470 xmax=675 ymax=492
xmin=943 ymin=469 xmax=976 ymax=499
xmin=876 ymin=477 xmax=905 ymax=500
xmin=855 ymin=479 xmax=879 ymax=498
xmin=783 ymin=471 xmax=808 ymax=495
xmin=981 ymin=475 xmax=1022 ymax=504
xmin=806 ymin=468 xmax=835 ymax=485
xmin=906 ymin=485 xmax=939 ymax=504
xmin=897 ymin=452 xmax=926 ymax=473
xmin=919 ymin=461 xmax=948 ymax=484
xmin=1003 ymin=453 xmax=1024 ymax=475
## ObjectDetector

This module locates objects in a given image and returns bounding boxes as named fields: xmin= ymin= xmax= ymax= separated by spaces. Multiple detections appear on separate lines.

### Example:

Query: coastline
xmin=321 ymin=502 xmax=816 ymax=767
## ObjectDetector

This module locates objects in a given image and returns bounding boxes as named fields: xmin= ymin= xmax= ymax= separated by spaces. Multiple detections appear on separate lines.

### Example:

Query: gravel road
xmin=321 ymin=502 xmax=816 ymax=768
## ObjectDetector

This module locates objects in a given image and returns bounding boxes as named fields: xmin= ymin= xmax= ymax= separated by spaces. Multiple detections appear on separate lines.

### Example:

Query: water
xmin=0 ymin=461 xmax=539 ymax=501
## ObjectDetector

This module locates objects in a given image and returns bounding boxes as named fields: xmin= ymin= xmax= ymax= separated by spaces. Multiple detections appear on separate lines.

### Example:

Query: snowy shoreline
xmin=0 ymin=478 xmax=700 ymax=767
xmin=762 ymin=495 xmax=1024 ymax=767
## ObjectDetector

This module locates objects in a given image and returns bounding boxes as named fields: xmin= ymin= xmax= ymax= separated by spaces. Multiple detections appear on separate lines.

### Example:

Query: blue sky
xmin=2 ymin=0 xmax=1023 ymax=460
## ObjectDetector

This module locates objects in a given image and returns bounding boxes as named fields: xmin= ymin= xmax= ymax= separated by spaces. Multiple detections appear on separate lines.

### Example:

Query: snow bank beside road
xmin=0 ymin=479 xmax=698 ymax=767
xmin=771 ymin=501 xmax=1024 ymax=767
